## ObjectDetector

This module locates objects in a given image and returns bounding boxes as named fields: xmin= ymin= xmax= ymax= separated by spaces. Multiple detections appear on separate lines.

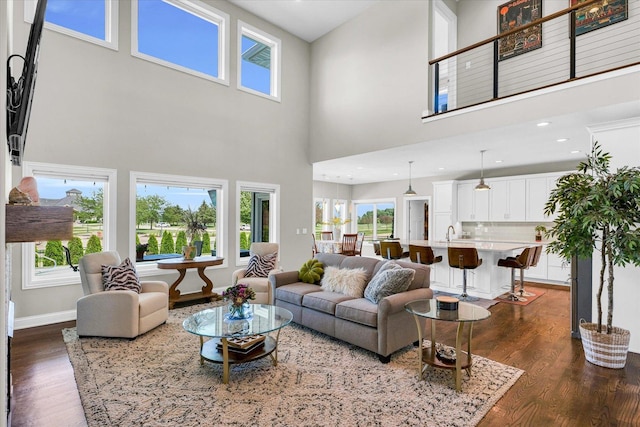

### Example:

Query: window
xmin=237 ymin=182 xmax=279 ymax=264
xmin=25 ymin=0 xmax=118 ymax=50
xmin=354 ymin=200 xmax=396 ymax=242
xmin=238 ymin=21 xmax=281 ymax=101
xmin=132 ymin=0 xmax=229 ymax=84
xmin=21 ymin=162 xmax=117 ymax=289
xmin=131 ymin=172 xmax=227 ymax=274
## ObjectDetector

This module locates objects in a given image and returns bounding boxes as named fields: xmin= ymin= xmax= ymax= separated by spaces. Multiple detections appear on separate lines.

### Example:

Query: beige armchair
xmin=77 ymin=251 xmax=169 ymax=338
xmin=231 ymin=242 xmax=279 ymax=304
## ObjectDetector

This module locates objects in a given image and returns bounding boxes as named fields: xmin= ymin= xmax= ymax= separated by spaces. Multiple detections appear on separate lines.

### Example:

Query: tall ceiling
xmin=230 ymin=1 xmax=639 ymax=186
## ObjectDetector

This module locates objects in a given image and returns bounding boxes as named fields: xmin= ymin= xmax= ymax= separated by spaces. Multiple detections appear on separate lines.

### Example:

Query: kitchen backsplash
xmin=460 ymin=222 xmax=554 ymax=242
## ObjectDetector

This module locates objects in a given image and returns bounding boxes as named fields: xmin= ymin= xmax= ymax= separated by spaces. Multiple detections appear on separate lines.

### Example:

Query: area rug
xmin=64 ymin=303 xmax=523 ymax=427
xmin=495 ymin=288 xmax=546 ymax=306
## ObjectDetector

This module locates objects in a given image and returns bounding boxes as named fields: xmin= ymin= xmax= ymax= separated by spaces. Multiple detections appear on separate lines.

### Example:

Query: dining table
xmin=316 ymin=239 xmax=342 ymax=254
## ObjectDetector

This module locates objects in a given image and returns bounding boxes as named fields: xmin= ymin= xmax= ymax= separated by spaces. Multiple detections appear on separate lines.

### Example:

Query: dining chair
xmin=321 ymin=231 xmax=334 ymax=240
xmin=354 ymin=232 xmax=365 ymax=256
xmin=312 ymin=234 xmax=319 ymax=257
xmin=341 ymin=233 xmax=358 ymax=256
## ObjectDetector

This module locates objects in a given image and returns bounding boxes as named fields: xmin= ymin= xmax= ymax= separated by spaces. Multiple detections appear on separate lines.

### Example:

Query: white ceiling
xmin=229 ymin=1 xmax=639 ymax=186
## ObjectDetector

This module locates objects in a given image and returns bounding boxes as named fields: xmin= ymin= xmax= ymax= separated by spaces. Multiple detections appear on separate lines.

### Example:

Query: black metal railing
xmin=428 ymin=0 xmax=639 ymax=117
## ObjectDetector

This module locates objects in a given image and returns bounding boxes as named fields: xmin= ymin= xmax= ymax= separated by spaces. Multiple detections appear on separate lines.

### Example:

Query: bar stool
xmin=519 ymin=245 xmax=542 ymax=297
xmin=447 ymin=247 xmax=482 ymax=302
xmin=380 ymin=240 xmax=408 ymax=260
xmin=409 ymin=245 xmax=442 ymax=265
xmin=497 ymin=247 xmax=533 ymax=302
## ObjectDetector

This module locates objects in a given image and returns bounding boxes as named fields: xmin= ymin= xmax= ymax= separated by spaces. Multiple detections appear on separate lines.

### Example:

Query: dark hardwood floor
xmin=9 ymin=285 xmax=640 ymax=426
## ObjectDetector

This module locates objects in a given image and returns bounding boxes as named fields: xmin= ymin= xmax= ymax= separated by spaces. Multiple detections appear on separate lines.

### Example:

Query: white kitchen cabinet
xmin=489 ymin=178 xmax=526 ymax=221
xmin=526 ymin=173 xmax=563 ymax=222
xmin=433 ymin=181 xmax=456 ymax=213
xmin=547 ymin=252 xmax=571 ymax=283
xmin=457 ymin=182 xmax=489 ymax=222
xmin=433 ymin=212 xmax=454 ymax=242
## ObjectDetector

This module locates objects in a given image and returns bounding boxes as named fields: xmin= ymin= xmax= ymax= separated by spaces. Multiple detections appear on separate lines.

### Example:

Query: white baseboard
xmin=14 ymin=309 xmax=77 ymax=330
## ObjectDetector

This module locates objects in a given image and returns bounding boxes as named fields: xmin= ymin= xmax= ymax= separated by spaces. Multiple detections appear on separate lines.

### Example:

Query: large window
xmin=354 ymin=200 xmax=396 ymax=242
xmin=132 ymin=0 xmax=229 ymax=84
xmin=237 ymin=21 xmax=281 ymax=101
xmin=25 ymin=0 xmax=119 ymax=50
xmin=131 ymin=172 xmax=226 ymax=273
xmin=236 ymin=182 xmax=279 ymax=264
xmin=22 ymin=162 xmax=117 ymax=289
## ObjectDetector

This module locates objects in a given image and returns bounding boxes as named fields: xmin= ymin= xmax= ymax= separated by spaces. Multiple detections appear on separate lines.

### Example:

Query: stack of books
xmin=217 ymin=334 xmax=266 ymax=354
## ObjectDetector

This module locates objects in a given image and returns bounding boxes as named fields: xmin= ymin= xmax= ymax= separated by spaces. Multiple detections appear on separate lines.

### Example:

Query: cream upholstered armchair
xmin=77 ymin=251 xmax=169 ymax=338
xmin=231 ymin=242 xmax=279 ymax=304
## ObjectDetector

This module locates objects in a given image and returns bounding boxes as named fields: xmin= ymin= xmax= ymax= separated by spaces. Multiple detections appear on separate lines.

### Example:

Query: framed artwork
xmin=571 ymin=0 xmax=628 ymax=36
xmin=497 ymin=0 xmax=543 ymax=61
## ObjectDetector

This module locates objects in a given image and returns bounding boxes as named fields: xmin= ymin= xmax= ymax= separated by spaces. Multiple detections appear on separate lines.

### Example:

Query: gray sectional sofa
xmin=269 ymin=253 xmax=433 ymax=362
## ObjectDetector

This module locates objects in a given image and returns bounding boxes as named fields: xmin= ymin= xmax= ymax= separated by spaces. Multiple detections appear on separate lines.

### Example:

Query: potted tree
xmin=544 ymin=142 xmax=640 ymax=368
xmin=182 ymin=208 xmax=206 ymax=260
xmin=534 ymin=225 xmax=546 ymax=242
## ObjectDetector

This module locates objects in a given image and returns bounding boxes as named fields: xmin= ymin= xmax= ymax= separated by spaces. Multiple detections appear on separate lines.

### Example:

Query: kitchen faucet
xmin=446 ymin=225 xmax=455 ymax=242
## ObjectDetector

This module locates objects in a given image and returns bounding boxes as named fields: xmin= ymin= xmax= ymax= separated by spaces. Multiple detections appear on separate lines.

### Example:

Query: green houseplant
xmin=544 ymin=142 xmax=640 ymax=368
xmin=182 ymin=208 xmax=206 ymax=260
xmin=534 ymin=225 xmax=546 ymax=242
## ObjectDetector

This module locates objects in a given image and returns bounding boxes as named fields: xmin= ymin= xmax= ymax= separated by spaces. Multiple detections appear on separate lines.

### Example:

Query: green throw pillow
xmin=299 ymin=259 xmax=324 ymax=284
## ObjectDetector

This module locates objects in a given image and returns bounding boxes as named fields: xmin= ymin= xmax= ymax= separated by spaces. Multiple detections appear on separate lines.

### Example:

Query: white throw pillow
xmin=320 ymin=266 xmax=368 ymax=298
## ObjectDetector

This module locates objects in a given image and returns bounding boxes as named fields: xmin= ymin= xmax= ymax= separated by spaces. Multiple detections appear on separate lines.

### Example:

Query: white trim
xmin=24 ymin=0 xmax=119 ymax=51
xmin=130 ymin=0 xmax=229 ymax=86
xmin=21 ymin=162 xmax=117 ymax=290
xmin=130 ymin=171 xmax=228 ymax=274
xmin=236 ymin=181 xmax=280 ymax=266
xmin=14 ymin=309 xmax=77 ymax=330
xmin=237 ymin=20 xmax=282 ymax=102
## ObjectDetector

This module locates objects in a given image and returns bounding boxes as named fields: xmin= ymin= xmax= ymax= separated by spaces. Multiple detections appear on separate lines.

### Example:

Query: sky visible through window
xmin=241 ymin=35 xmax=270 ymax=94
xmin=45 ymin=0 xmax=105 ymax=40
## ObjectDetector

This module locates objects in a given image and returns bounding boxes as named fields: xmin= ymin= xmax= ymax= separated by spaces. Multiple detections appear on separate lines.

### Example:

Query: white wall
xmin=589 ymin=119 xmax=640 ymax=353
xmin=8 ymin=0 xmax=313 ymax=322
xmin=2 ymin=0 xmax=10 ymax=422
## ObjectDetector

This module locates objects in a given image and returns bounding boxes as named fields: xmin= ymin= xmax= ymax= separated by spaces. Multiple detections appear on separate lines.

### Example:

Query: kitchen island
xmin=408 ymin=239 xmax=531 ymax=299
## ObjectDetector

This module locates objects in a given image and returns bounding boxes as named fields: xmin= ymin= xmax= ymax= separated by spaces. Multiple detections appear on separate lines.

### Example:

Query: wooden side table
xmin=157 ymin=256 xmax=224 ymax=308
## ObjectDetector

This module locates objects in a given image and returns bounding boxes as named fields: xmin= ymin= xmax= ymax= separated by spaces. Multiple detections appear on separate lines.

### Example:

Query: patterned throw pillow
xmin=364 ymin=267 xmax=415 ymax=304
xmin=299 ymin=259 xmax=324 ymax=284
xmin=101 ymin=257 xmax=141 ymax=293
xmin=245 ymin=252 xmax=278 ymax=278
xmin=320 ymin=266 xmax=368 ymax=298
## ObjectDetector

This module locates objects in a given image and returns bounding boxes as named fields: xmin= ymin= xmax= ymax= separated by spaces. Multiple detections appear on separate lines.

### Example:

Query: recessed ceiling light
xmin=392 ymin=173 xmax=399 ymax=176
xmin=495 ymin=160 xmax=503 ymax=163
xmin=571 ymin=150 xmax=580 ymax=154
xmin=438 ymin=167 xmax=445 ymax=171
xmin=537 ymin=121 xmax=551 ymax=127
xmin=357 ymin=166 xmax=364 ymax=170
xmin=557 ymin=138 xmax=569 ymax=142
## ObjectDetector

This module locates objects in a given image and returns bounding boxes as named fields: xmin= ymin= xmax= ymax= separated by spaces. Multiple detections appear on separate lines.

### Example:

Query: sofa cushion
xmin=394 ymin=260 xmax=430 ymax=291
xmin=275 ymin=283 xmax=322 ymax=306
xmin=320 ymin=266 xmax=368 ymax=297
xmin=101 ymin=258 xmax=141 ymax=293
xmin=302 ymin=291 xmax=355 ymax=315
xmin=335 ymin=298 xmax=378 ymax=328
xmin=299 ymin=259 xmax=324 ymax=284
xmin=245 ymin=252 xmax=277 ymax=278
xmin=364 ymin=267 xmax=415 ymax=304
xmin=339 ymin=256 xmax=380 ymax=282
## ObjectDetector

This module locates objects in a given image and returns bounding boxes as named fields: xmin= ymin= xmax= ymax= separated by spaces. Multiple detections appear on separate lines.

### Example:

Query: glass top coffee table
xmin=183 ymin=304 xmax=293 ymax=384
xmin=405 ymin=298 xmax=491 ymax=391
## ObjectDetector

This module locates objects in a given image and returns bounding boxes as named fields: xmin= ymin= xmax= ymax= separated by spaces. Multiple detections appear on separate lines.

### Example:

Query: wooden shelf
xmin=5 ymin=205 xmax=74 ymax=243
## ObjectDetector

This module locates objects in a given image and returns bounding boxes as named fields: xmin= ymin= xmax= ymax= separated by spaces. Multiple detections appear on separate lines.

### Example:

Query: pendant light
xmin=475 ymin=150 xmax=491 ymax=191
xmin=334 ymin=178 xmax=341 ymax=212
xmin=404 ymin=161 xmax=417 ymax=195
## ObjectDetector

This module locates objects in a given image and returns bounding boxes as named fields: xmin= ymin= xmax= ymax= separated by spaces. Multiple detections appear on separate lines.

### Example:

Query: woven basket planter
xmin=579 ymin=321 xmax=631 ymax=369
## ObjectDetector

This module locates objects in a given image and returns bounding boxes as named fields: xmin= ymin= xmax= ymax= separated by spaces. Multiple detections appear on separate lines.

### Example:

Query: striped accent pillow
xmin=245 ymin=252 xmax=277 ymax=278
xmin=101 ymin=257 xmax=141 ymax=293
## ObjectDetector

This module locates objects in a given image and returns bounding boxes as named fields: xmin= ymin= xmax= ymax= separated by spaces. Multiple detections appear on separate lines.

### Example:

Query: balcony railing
xmin=427 ymin=0 xmax=640 ymax=117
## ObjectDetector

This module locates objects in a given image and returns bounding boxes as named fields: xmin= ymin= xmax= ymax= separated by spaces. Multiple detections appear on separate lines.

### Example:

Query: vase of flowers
xmin=222 ymin=284 xmax=256 ymax=320
xmin=323 ymin=217 xmax=351 ymax=241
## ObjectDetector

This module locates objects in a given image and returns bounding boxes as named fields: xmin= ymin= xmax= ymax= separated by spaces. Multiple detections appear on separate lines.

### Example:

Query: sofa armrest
xmin=140 ymin=280 xmax=169 ymax=294
xmin=377 ymin=288 xmax=433 ymax=317
xmin=269 ymin=270 xmax=301 ymax=289
xmin=231 ymin=268 xmax=247 ymax=285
